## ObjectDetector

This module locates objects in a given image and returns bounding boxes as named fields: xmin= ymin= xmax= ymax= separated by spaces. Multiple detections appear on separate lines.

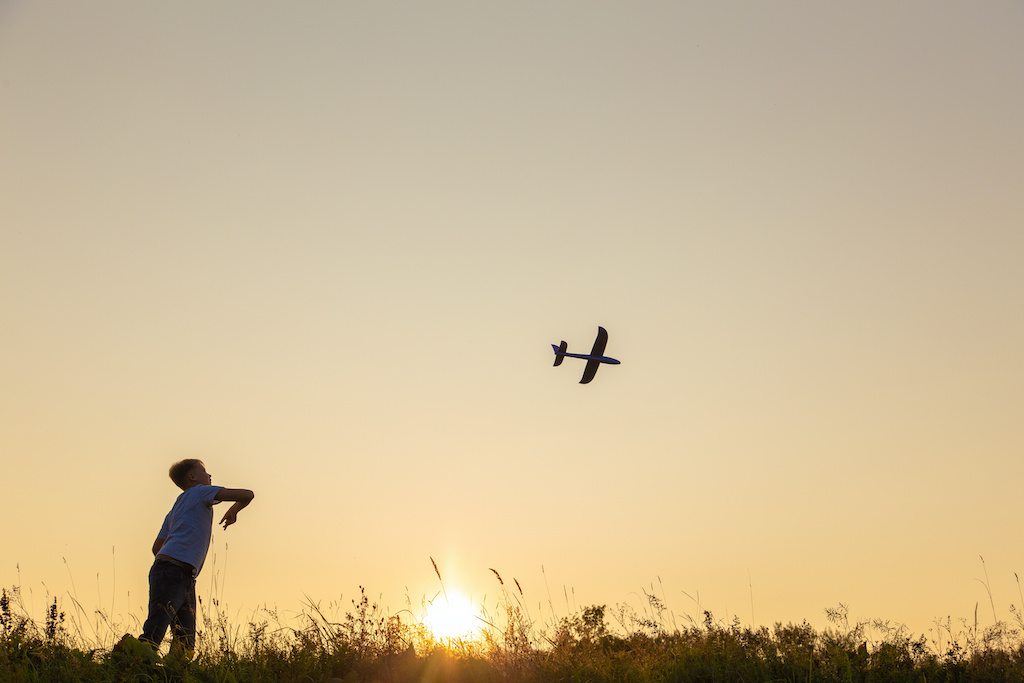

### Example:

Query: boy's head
xmin=169 ymin=459 xmax=212 ymax=490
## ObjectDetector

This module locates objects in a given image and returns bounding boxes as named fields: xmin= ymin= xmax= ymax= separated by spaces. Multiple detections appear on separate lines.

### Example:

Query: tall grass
xmin=5 ymin=561 xmax=1024 ymax=682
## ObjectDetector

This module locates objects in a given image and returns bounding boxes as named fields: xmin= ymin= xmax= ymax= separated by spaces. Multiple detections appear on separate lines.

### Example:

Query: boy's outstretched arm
xmin=215 ymin=488 xmax=254 ymax=529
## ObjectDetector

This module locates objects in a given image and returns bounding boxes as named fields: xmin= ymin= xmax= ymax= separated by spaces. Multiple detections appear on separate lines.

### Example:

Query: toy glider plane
xmin=551 ymin=326 xmax=620 ymax=383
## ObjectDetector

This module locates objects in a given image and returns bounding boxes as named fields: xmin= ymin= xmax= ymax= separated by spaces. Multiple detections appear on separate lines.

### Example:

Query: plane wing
xmin=579 ymin=327 xmax=609 ymax=383
xmin=589 ymin=326 xmax=608 ymax=357
xmin=580 ymin=358 xmax=602 ymax=384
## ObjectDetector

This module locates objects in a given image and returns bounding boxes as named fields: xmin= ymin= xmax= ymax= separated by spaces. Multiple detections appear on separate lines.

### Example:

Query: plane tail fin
xmin=552 ymin=341 xmax=567 ymax=366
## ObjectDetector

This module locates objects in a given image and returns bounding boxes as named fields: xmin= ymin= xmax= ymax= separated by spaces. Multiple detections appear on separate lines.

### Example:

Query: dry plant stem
xmin=979 ymin=555 xmax=998 ymax=623
xmin=430 ymin=556 xmax=448 ymax=606
xmin=542 ymin=565 xmax=556 ymax=624
xmin=748 ymin=570 xmax=755 ymax=627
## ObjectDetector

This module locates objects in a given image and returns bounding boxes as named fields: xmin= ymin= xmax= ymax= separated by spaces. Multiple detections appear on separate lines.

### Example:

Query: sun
xmin=423 ymin=591 xmax=480 ymax=641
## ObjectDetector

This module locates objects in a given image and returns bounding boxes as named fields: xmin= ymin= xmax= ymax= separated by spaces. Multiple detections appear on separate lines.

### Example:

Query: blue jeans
xmin=139 ymin=559 xmax=197 ymax=652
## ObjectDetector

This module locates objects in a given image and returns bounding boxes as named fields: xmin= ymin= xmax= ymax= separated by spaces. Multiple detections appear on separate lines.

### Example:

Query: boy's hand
xmin=220 ymin=509 xmax=238 ymax=529
xmin=214 ymin=488 xmax=254 ymax=530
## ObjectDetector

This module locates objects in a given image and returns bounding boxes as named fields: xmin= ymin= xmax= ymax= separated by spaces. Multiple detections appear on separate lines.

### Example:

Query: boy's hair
xmin=169 ymin=459 xmax=205 ymax=490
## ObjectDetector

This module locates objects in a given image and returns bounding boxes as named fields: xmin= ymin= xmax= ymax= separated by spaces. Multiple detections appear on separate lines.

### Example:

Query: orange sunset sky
xmin=2 ymin=1 xmax=1023 ymax=641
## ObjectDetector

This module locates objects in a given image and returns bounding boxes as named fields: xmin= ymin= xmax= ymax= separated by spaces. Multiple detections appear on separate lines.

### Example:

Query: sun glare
xmin=424 ymin=591 xmax=480 ymax=641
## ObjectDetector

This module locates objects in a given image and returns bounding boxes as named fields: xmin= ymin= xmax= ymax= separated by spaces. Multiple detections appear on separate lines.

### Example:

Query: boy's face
xmin=188 ymin=463 xmax=213 ymax=487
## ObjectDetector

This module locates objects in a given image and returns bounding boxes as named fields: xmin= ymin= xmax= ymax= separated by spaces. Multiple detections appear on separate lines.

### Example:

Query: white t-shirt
xmin=157 ymin=485 xmax=223 ymax=574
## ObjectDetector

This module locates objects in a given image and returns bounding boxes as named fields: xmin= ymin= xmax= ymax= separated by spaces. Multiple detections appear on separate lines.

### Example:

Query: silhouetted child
xmin=117 ymin=459 xmax=254 ymax=660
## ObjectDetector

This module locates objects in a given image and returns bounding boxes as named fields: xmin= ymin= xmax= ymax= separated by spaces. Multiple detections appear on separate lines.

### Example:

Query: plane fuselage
xmin=556 ymin=352 xmax=620 ymax=365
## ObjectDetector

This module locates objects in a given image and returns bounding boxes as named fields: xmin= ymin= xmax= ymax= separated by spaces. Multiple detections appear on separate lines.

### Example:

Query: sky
xmin=2 ymin=1 xmax=1023 ymax=643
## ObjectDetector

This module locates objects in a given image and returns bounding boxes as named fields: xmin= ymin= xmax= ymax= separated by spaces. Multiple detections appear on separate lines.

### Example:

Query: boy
xmin=130 ymin=459 xmax=254 ymax=659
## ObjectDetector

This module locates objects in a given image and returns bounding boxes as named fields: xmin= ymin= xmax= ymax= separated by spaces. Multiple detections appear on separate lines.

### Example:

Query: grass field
xmin=4 ymin=565 xmax=1024 ymax=682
